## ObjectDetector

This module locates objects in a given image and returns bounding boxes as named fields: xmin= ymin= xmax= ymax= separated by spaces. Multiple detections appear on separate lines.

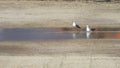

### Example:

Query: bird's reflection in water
xmin=72 ymin=32 xmax=86 ymax=39
xmin=86 ymin=32 xmax=92 ymax=39
xmin=72 ymin=33 xmax=77 ymax=39
xmin=72 ymin=32 xmax=81 ymax=39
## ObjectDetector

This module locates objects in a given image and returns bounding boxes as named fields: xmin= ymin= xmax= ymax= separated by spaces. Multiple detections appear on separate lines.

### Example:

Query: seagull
xmin=72 ymin=21 xmax=81 ymax=29
xmin=86 ymin=25 xmax=91 ymax=32
xmin=86 ymin=25 xmax=95 ymax=32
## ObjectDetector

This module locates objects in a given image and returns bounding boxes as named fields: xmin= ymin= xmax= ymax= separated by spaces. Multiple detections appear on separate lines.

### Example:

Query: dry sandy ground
xmin=0 ymin=56 xmax=120 ymax=68
xmin=0 ymin=39 xmax=120 ymax=68
xmin=0 ymin=1 xmax=120 ymax=28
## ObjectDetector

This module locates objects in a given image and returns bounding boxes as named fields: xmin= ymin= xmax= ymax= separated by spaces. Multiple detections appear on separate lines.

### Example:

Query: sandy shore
xmin=0 ymin=1 xmax=120 ymax=68
xmin=0 ymin=40 xmax=120 ymax=56
xmin=0 ymin=39 xmax=120 ymax=68
xmin=0 ymin=56 xmax=120 ymax=68
xmin=0 ymin=1 xmax=120 ymax=28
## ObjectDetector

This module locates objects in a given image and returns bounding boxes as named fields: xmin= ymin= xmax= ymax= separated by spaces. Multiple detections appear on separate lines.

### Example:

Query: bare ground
xmin=0 ymin=39 xmax=120 ymax=68
xmin=0 ymin=39 xmax=120 ymax=56
xmin=0 ymin=1 xmax=120 ymax=68
xmin=0 ymin=1 xmax=120 ymax=28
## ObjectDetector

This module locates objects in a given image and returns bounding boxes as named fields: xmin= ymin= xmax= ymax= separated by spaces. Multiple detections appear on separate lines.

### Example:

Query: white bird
xmin=86 ymin=25 xmax=91 ymax=32
xmin=86 ymin=25 xmax=95 ymax=32
xmin=72 ymin=21 xmax=81 ymax=29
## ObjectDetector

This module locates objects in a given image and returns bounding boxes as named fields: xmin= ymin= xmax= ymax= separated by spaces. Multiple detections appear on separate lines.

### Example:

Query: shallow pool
xmin=0 ymin=28 xmax=120 ymax=41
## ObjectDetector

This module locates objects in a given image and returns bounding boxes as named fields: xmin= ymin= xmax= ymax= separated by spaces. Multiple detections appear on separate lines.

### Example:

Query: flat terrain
xmin=0 ymin=1 xmax=120 ymax=68
xmin=0 ymin=40 xmax=120 ymax=56
xmin=0 ymin=1 xmax=120 ymax=28
xmin=0 ymin=39 xmax=120 ymax=68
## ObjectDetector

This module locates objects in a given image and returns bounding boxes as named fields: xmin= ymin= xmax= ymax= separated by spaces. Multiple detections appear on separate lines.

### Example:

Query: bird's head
xmin=86 ymin=25 xmax=88 ymax=27
xmin=86 ymin=25 xmax=89 ymax=28
xmin=73 ymin=21 xmax=76 ymax=25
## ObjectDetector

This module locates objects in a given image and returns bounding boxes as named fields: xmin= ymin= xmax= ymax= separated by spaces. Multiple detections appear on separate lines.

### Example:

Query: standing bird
xmin=72 ymin=21 xmax=81 ymax=29
xmin=86 ymin=25 xmax=95 ymax=32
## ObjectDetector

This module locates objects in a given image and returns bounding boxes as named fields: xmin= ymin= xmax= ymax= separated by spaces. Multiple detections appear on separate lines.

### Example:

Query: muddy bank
xmin=0 ymin=39 xmax=120 ymax=57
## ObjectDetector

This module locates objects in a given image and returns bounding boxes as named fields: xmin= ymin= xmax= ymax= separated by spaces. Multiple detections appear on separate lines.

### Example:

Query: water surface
xmin=0 ymin=28 xmax=120 ymax=41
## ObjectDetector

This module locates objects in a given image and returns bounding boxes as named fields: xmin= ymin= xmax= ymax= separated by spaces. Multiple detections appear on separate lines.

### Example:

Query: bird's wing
xmin=76 ymin=25 xmax=81 ymax=28
xmin=91 ymin=28 xmax=96 ymax=31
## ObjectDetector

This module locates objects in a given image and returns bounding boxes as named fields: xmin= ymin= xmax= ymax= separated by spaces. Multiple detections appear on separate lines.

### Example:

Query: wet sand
xmin=0 ymin=40 xmax=120 ymax=56
xmin=0 ymin=40 xmax=120 ymax=68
